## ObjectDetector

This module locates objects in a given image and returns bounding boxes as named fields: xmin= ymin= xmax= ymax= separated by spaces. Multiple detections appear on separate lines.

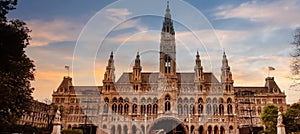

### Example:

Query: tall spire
xmin=221 ymin=51 xmax=233 ymax=83
xmin=195 ymin=50 xmax=201 ymax=66
xmin=194 ymin=51 xmax=204 ymax=82
xmin=103 ymin=51 xmax=115 ymax=82
xmin=161 ymin=0 xmax=174 ymax=35
xmin=222 ymin=52 xmax=229 ymax=68
xmin=132 ymin=51 xmax=142 ymax=83
xmin=134 ymin=51 xmax=141 ymax=68
xmin=108 ymin=51 xmax=114 ymax=67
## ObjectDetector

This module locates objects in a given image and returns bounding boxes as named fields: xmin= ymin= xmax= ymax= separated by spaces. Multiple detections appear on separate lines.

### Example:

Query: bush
xmin=62 ymin=129 xmax=83 ymax=134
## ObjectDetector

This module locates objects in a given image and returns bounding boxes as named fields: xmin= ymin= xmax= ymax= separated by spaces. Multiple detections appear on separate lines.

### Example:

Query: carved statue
xmin=54 ymin=108 xmax=61 ymax=123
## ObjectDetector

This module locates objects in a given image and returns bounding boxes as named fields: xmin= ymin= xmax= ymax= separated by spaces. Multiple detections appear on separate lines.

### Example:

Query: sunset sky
xmin=8 ymin=0 xmax=300 ymax=104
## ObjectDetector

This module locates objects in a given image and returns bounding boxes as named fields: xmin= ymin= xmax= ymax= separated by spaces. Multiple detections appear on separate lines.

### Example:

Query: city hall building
xmin=52 ymin=2 xmax=287 ymax=134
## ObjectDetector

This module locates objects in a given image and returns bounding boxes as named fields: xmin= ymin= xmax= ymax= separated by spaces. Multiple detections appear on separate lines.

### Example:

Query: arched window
xmin=198 ymin=104 xmax=203 ymax=114
xmin=227 ymin=104 xmax=233 ymax=114
xmin=165 ymin=55 xmax=171 ymax=73
xmin=214 ymin=126 xmax=219 ymax=134
xmin=229 ymin=126 xmax=234 ymax=133
xmin=184 ymin=98 xmax=189 ymax=103
xmin=147 ymin=104 xmax=152 ymax=114
xmin=132 ymin=104 xmax=137 ymax=114
xmin=124 ymin=104 xmax=129 ymax=114
xmin=132 ymin=125 xmax=137 ymax=134
xmin=206 ymin=104 xmax=211 ymax=115
xmin=153 ymin=104 xmax=158 ymax=114
xmin=75 ymin=106 xmax=79 ymax=114
xmin=227 ymin=98 xmax=232 ymax=103
xmin=190 ymin=104 xmax=195 ymax=114
xmin=206 ymin=98 xmax=211 ymax=103
xmin=147 ymin=98 xmax=152 ymax=104
xmin=178 ymin=98 xmax=183 ymax=103
xmin=111 ymin=125 xmax=115 ymax=134
xmin=218 ymin=98 xmax=224 ymax=103
xmin=112 ymin=104 xmax=117 ymax=114
xmin=198 ymin=98 xmax=203 ymax=103
xmin=165 ymin=95 xmax=171 ymax=111
xmin=117 ymin=125 xmax=121 ymax=134
xmin=133 ymin=98 xmax=138 ymax=103
xmin=184 ymin=104 xmax=188 ymax=115
xmin=141 ymin=104 xmax=146 ymax=114
xmin=113 ymin=97 xmax=117 ymax=103
xmin=118 ymin=104 xmax=123 ymax=114
xmin=123 ymin=125 xmax=128 ymax=134
xmin=104 ymin=104 xmax=108 ymax=114
xmin=69 ymin=106 xmax=73 ymax=114
xmin=208 ymin=126 xmax=212 ymax=134
xmin=70 ymin=98 xmax=75 ymax=103
xmin=190 ymin=98 xmax=195 ymax=103
xmin=153 ymin=97 xmax=158 ymax=103
xmin=213 ymin=104 xmax=218 ymax=115
xmin=213 ymin=98 xmax=217 ymax=103
xmin=219 ymin=104 xmax=224 ymax=115
xmin=178 ymin=104 xmax=182 ymax=114
xmin=125 ymin=98 xmax=129 ymax=103
xmin=252 ymin=107 xmax=256 ymax=115
xmin=118 ymin=97 xmax=123 ymax=103
xmin=258 ymin=107 xmax=262 ymax=115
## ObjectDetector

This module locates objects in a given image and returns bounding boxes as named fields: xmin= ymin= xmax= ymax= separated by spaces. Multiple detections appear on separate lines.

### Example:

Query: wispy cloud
xmin=27 ymin=19 xmax=82 ymax=46
xmin=214 ymin=1 xmax=300 ymax=28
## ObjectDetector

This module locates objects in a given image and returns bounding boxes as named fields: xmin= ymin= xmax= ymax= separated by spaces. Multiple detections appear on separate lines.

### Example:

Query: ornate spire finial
xmin=167 ymin=0 xmax=170 ymax=10
xmin=136 ymin=51 xmax=140 ymax=58
xmin=165 ymin=0 xmax=171 ymax=19
xmin=110 ymin=51 xmax=113 ymax=58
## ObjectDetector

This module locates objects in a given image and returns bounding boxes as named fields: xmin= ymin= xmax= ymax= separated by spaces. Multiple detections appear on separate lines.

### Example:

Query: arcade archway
xmin=148 ymin=117 xmax=188 ymax=134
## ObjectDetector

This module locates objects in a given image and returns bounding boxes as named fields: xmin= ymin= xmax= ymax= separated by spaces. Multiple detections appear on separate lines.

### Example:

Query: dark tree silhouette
xmin=0 ymin=0 xmax=35 ymax=130
xmin=290 ymin=28 xmax=300 ymax=88
xmin=283 ymin=103 xmax=300 ymax=133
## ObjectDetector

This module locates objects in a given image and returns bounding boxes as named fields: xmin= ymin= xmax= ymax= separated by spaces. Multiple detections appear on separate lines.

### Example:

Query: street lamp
xmin=144 ymin=114 xmax=147 ymax=134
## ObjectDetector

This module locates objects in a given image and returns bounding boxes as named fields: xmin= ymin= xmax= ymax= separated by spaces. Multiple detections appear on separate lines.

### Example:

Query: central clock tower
xmin=159 ymin=1 xmax=176 ymax=77
xmin=158 ymin=1 xmax=178 ymax=112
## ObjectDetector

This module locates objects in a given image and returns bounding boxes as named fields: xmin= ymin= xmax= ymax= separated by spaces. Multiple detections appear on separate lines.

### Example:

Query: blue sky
xmin=8 ymin=0 xmax=300 ymax=103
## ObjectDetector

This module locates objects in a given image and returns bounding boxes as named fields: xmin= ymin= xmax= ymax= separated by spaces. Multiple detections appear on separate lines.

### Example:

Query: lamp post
xmin=144 ymin=114 xmax=147 ymax=134
xmin=188 ymin=114 xmax=191 ymax=134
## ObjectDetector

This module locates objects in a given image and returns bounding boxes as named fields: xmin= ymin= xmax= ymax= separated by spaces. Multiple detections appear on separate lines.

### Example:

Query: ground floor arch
xmin=148 ymin=117 xmax=188 ymax=134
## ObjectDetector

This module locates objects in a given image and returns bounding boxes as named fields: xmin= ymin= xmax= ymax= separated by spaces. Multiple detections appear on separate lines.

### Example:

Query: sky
xmin=7 ymin=0 xmax=300 ymax=104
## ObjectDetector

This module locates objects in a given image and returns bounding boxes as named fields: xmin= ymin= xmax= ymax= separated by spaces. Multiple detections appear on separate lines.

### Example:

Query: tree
xmin=290 ymin=28 xmax=300 ymax=88
xmin=284 ymin=103 xmax=300 ymax=133
xmin=0 ymin=0 xmax=35 ymax=131
xmin=260 ymin=104 xmax=278 ymax=134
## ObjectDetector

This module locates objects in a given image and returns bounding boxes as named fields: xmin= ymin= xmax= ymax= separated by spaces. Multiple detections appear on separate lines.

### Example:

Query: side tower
xmin=103 ymin=52 xmax=115 ymax=93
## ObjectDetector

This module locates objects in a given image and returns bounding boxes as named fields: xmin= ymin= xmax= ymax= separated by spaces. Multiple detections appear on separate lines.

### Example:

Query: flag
xmin=268 ymin=66 xmax=275 ymax=71
xmin=65 ymin=65 xmax=70 ymax=70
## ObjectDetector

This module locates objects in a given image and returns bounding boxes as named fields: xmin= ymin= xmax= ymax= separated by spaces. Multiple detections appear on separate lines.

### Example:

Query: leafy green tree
xmin=260 ymin=104 xmax=278 ymax=134
xmin=284 ymin=103 xmax=300 ymax=133
xmin=0 ymin=0 xmax=35 ymax=131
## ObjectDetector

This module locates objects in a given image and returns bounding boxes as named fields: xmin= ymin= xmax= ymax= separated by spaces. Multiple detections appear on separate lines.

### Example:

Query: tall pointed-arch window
xmin=165 ymin=55 xmax=171 ymax=73
xmin=104 ymin=98 xmax=109 ymax=114
xmin=165 ymin=95 xmax=171 ymax=111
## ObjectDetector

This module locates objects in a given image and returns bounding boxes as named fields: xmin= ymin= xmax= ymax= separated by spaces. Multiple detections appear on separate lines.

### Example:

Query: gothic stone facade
xmin=51 ymin=2 xmax=287 ymax=134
